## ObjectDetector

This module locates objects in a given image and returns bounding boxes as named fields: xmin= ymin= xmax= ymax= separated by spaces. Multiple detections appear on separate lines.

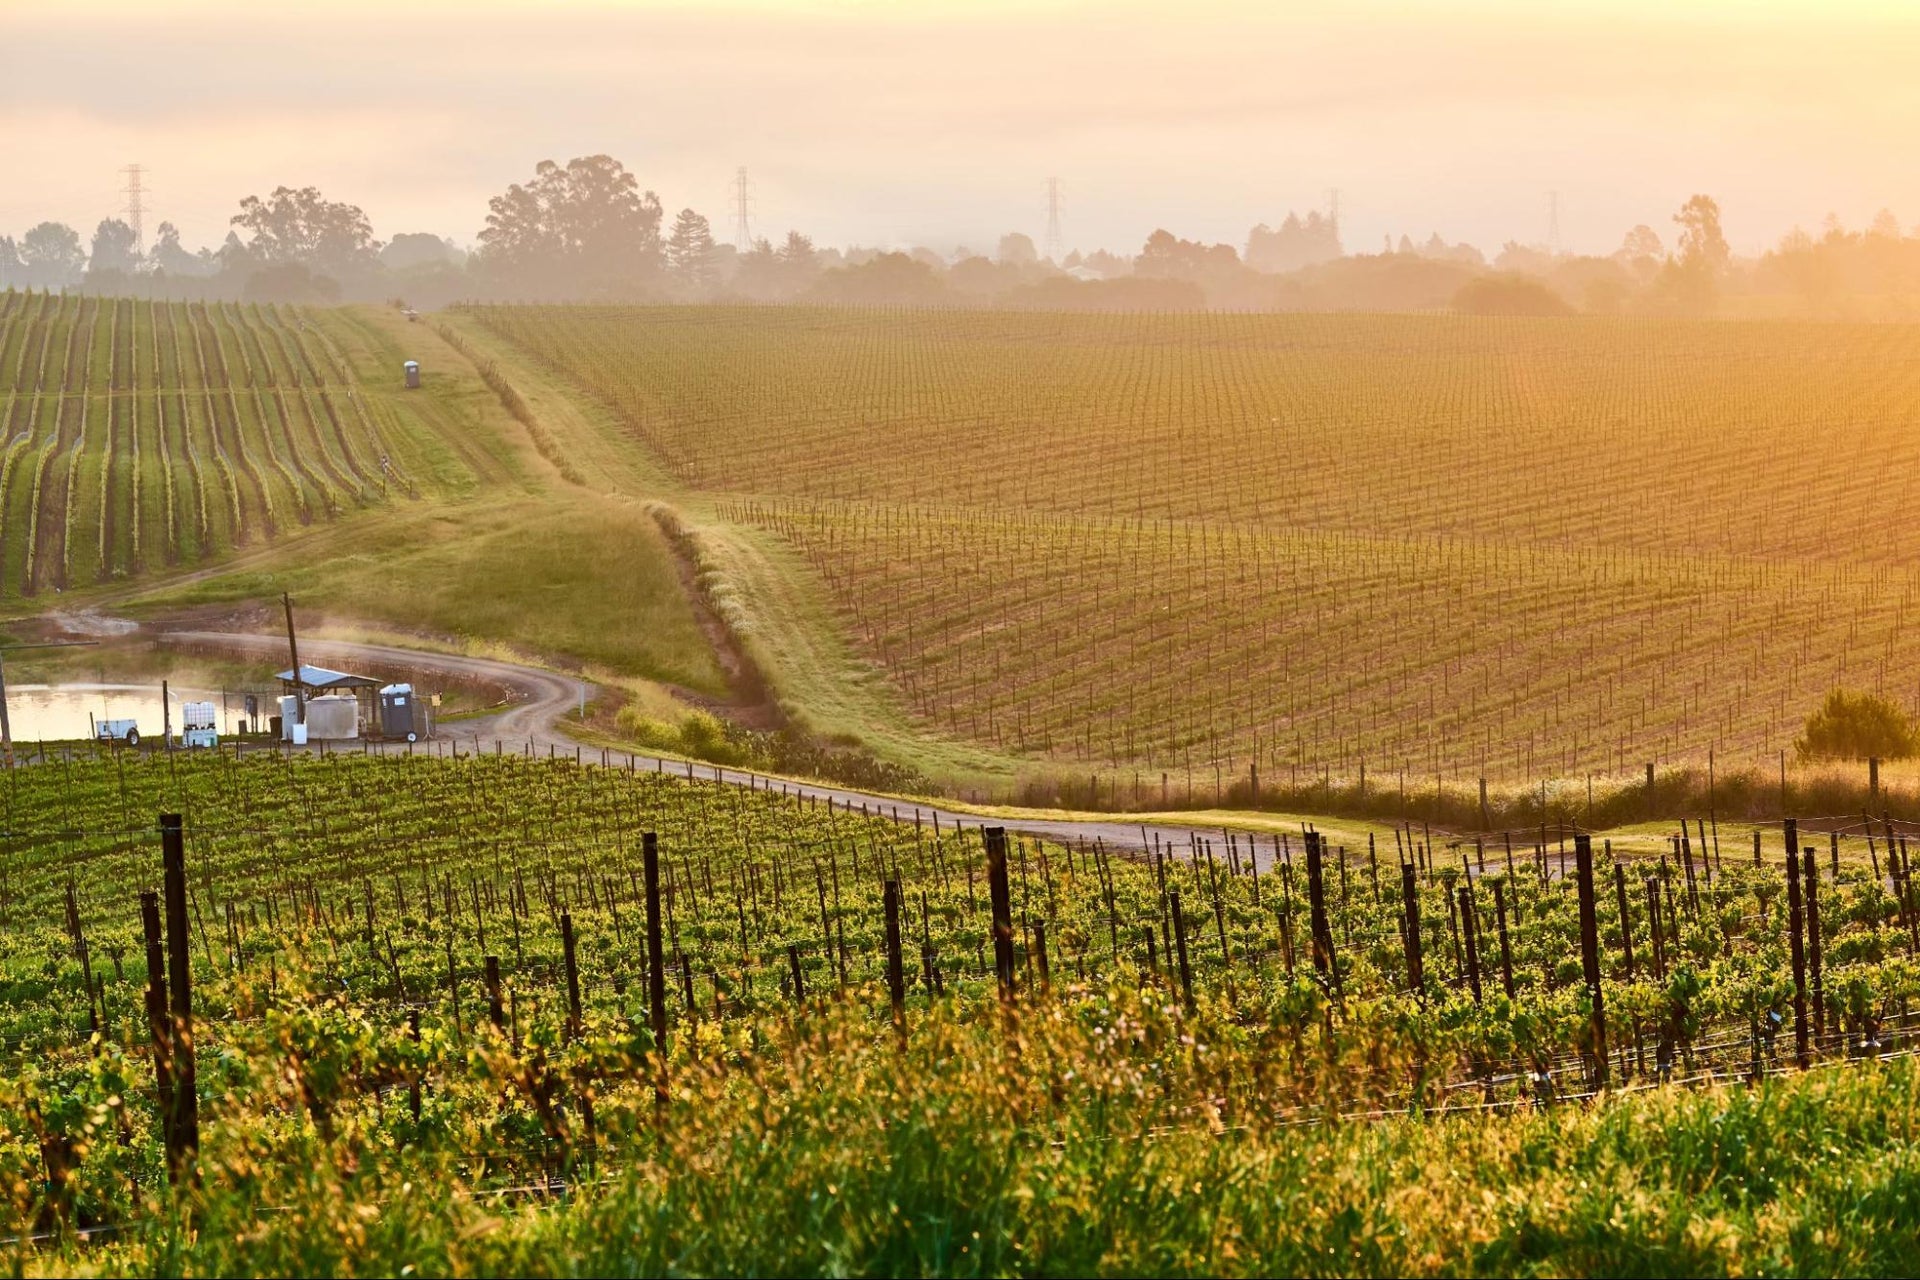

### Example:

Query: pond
xmin=0 ymin=684 xmax=262 ymax=743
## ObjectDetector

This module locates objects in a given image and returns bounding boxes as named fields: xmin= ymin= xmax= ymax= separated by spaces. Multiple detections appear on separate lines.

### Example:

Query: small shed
xmin=277 ymin=665 xmax=383 ymax=735
xmin=403 ymin=360 xmax=420 ymax=389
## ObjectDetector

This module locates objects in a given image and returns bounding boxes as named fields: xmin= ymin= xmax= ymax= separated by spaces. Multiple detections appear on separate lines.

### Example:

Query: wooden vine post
xmin=883 ymin=878 xmax=906 ymax=1031
xmin=160 ymin=813 xmax=199 ymax=1169
xmin=984 ymin=827 xmax=1016 ymax=1004
xmin=1399 ymin=861 xmax=1423 ymax=994
xmin=642 ymin=832 xmax=669 ymax=1062
xmin=139 ymin=890 xmax=176 ymax=1178
xmin=1573 ymin=834 xmax=1608 ymax=1089
xmin=1785 ymin=822 xmax=1810 ymax=1070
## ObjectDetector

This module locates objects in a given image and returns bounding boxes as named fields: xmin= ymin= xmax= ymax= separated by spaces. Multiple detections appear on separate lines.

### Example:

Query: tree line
xmin=3 ymin=156 xmax=1916 ymax=316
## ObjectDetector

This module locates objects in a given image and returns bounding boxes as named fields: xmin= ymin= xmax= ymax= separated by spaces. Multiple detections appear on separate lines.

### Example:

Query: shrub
xmin=1795 ymin=688 xmax=1920 ymax=761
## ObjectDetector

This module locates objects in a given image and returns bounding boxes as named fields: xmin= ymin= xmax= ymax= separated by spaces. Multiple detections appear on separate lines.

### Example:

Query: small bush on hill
xmin=1796 ymin=688 xmax=1920 ymax=761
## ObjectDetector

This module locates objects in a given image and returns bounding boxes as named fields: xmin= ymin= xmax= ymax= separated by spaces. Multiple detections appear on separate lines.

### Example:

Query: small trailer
xmin=92 ymin=717 xmax=140 ymax=747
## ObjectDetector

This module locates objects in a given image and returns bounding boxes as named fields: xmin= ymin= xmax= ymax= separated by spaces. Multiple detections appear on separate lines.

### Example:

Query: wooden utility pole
xmin=282 ymin=592 xmax=306 ymax=726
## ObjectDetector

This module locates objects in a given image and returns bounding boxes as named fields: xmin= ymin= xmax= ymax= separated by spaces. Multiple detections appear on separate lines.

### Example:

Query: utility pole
xmin=282 ymin=593 xmax=306 ymax=726
xmin=1043 ymin=177 xmax=1064 ymax=263
xmin=121 ymin=164 xmax=148 ymax=250
xmin=1547 ymin=189 xmax=1562 ymax=257
xmin=730 ymin=166 xmax=754 ymax=252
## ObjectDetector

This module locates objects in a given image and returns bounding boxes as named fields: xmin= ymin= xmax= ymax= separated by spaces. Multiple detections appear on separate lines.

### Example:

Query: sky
xmin=3 ymin=0 xmax=1919 ymax=259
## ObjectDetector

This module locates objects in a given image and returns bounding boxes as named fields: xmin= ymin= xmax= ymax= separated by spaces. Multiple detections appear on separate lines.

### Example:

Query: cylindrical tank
xmin=304 ymin=695 xmax=360 ymax=740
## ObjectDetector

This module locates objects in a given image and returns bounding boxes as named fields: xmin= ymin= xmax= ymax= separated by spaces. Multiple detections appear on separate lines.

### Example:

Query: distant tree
xmin=380 ymin=232 xmax=462 ymax=272
xmin=0 ymin=236 xmax=19 ymax=289
xmin=148 ymin=222 xmax=207 ymax=277
xmin=241 ymin=261 xmax=342 ymax=305
xmin=1452 ymin=273 xmax=1572 ymax=317
xmin=949 ymin=255 xmax=1023 ymax=296
xmin=1796 ymin=689 xmax=1920 ymax=762
xmin=1673 ymin=194 xmax=1729 ymax=271
xmin=1618 ymin=225 xmax=1664 ymax=260
xmin=731 ymin=237 xmax=781 ymax=299
xmin=1136 ymin=229 xmax=1238 ymax=278
xmin=1869 ymin=209 xmax=1902 ymax=241
xmin=475 ymin=155 xmax=664 ymax=300
xmin=1492 ymin=241 xmax=1555 ymax=275
xmin=232 ymin=186 xmax=380 ymax=281
xmin=1245 ymin=211 xmax=1343 ymax=274
xmin=1668 ymin=194 xmax=1729 ymax=312
xmin=666 ymin=209 xmax=718 ymax=294
xmin=214 ymin=230 xmax=255 ymax=274
xmin=808 ymin=252 xmax=948 ymax=305
xmin=779 ymin=230 xmax=817 ymax=271
xmin=1080 ymin=249 xmax=1129 ymax=279
xmin=19 ymin=222 xmax=84 ymax=289
xmin=997 ymin=232 xmax=1038 ymax=266
xmin=87 ymin=218 xmax=141 ymax=278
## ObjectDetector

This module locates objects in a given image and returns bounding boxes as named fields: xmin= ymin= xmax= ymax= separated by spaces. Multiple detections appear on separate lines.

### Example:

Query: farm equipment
xmin=181 ymin=701 xmax=219 ymax=749
xmin=93 ymin=717 xmax=140 ymax=748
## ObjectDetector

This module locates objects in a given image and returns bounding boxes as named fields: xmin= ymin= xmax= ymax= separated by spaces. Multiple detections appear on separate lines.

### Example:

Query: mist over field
xmin=10 ymin=4 xmax=1920 ymax=1277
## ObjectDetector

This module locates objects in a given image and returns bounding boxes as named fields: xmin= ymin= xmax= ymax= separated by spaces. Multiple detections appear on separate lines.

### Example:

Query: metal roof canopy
xmin=275 ymin=665 xmax=382 ymax=691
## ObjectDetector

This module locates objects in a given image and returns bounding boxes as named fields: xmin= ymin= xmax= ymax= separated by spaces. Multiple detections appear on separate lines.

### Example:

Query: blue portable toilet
xmin=403 ymin=360 xmax=420 ymax=389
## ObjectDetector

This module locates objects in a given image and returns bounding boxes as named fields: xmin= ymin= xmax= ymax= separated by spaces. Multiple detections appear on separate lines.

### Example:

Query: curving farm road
xmin=161 ymin=629 xmax=1243 ymax=856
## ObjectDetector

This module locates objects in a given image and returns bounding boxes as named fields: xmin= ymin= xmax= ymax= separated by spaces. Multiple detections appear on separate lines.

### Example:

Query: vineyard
xmin=466 ymin=305 xmax=1920 ymax=790
xmin=0 ymin=292 xmax=461 ymax=597
xmin=9 ymin=747 xmax=1920 ymax=1269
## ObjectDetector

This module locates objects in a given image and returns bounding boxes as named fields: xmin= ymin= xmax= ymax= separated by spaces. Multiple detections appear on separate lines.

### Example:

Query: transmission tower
xmin=1546 ymin=189 xmax=1562 ymax=257
xmin=730 ymin=167 xmax=754 ymax=251
xmin=1043 ymin=177 xmax=1064 ymax=262
xmin=120 ymin=164 xmax=148 ymax=248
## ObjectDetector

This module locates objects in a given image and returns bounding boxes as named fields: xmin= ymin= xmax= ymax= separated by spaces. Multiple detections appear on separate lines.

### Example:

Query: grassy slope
xmin=435 ymin=310 xmax=1020 ymax=786
xmin=72 ymin=303 xmax=726 ymax=698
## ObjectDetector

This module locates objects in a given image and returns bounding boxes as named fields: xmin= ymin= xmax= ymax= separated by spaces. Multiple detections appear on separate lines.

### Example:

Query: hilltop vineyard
xmin=0 ymin=292 xmax=431 ymax=594
xmin=10 ymin=747 xmax=1920 ymax=1249
xmin=471 ymin=305 xmax=1920 ymax=785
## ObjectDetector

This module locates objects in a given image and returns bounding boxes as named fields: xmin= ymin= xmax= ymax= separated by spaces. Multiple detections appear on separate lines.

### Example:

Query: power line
xmin=120 ymin=164 xmax=148 ymax=248
xmin=1043 ymin=177 xmax=1063 ymax=262
xmin=730 ymin=167 xmax=754 ymax=252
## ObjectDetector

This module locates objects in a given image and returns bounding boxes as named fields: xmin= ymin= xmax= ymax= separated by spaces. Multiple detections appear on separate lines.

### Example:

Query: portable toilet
xmin=379 ymin=682 xmax=432 ymax=741
xmin=403 ymin=360 xmax=420 ymax=389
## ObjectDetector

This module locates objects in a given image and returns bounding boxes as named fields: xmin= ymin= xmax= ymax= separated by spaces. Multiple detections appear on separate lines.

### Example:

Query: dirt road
xmin=162 ymin=629 xmax=1237 ymax=856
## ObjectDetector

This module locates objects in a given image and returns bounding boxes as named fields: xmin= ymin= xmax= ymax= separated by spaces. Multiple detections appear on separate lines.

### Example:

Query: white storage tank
xmin=304 ymin=695 xmax=360 ymax=740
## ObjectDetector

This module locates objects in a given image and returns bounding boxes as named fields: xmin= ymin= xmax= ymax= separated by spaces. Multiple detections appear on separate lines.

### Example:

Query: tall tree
xmin=19 ymin=221 xmax=84 ymax=289
xmin=231 ymin=186 xmax=380 ymax=282
xmin=474 ymin=155 xmax=664 ymax=299
xmin=666 ymin=208 xmax=718 ymax=294
xmin=1673 ymin=195 xmax=1729 ymax=275
xmin=1670 ymin=194 xmax=1729 ymax=312
xmin=0 ymin=236 xmax=19 ymax=288
xmin=87 ymin=218 xmax=141 ymax=278
xmin=148 ymin=222 xmax=207 ymax=277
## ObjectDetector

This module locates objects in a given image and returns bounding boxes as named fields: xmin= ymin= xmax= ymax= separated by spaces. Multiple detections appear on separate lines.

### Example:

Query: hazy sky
xmin=5 ymin=0 xmax=1919 ymax=259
